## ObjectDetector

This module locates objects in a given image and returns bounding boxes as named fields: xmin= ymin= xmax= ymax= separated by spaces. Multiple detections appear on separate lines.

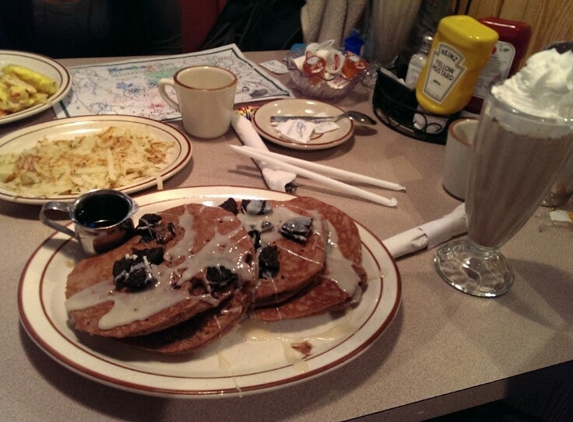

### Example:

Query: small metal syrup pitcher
xmin=40 ymin=189 xmax=139 ymax=254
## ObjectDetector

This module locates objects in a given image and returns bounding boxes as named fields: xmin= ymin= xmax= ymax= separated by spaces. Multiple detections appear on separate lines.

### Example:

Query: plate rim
xmin=0 ymin=49 xmax=72 ymax=125
xmin=252 ymin=99 xmax=355 ymax=150
xmin=18 ymin=185 xmax=401 ymax=397
xmin=0 ymin=115 xmax=193 ymax=204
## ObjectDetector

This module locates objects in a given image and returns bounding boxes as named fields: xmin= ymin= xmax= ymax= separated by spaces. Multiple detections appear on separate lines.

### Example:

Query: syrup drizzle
xmin=66 ymin=206 xmax=256 ymax=330
xmin=66 ymin=200 xmax=362 ymax=333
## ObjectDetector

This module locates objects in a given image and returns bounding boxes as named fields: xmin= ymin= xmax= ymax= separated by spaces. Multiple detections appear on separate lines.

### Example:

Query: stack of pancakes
xmin=65 ymin=196 xmax=367 ymax=355
xmin=248 ymin=197 xmax=367 ymax=321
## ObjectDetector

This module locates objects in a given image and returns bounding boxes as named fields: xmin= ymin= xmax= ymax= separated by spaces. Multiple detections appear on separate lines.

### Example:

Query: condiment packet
xmin=272 ymin=112 xmax=340 ymax=143
xmin=550 ymin=210 xmax=573 ymax=223
xmin=538 ymin=209 xmax=573 ymax=233
xmin=259 ymin=60 xmax=289 ymax=74
xmin=275 ymin=120 xmax=316 ymax=144
xmin=313 ymin=121 xmax=339 ymax=134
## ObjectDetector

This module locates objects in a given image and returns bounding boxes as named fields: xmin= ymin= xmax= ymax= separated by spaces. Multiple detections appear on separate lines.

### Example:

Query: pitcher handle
xmin=39 ymin=201 xmax=75 ymax=238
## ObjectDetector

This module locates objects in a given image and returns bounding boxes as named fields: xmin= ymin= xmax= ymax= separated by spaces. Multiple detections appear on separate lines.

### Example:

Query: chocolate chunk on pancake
xmin=65 ymin=203 xmax=257 ymax=338
xmin=288 ymin=197 xmax=363 ymax=266
xmin=235 ymin=199 xmax=327 ymax=307
xmin=252 ymin=197 xmax=367 ymax=321
xmin=122 ymin=290 xmax=250 ymax=354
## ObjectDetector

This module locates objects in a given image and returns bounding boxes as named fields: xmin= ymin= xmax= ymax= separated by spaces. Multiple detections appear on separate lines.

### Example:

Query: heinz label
xmin=422 ymin=43 xmax=466 ymax=104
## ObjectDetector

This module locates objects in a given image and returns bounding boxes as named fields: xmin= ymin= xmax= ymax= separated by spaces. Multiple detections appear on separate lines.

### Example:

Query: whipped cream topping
xmin=492 ymin=49 xmax=573 ymax=120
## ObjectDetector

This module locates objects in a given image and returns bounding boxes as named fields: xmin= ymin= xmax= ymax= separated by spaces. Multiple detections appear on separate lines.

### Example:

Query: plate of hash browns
xmin=18 ymin=186 xmax=401 ymax=397
xmin=0 ymin=115 xmax=192 ymax=204
xmin=0 ymin=50 xmax=72 ymax=124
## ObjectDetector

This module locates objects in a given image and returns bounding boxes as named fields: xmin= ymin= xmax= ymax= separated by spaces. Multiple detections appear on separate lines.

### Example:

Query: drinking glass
xmin=434 ymin=92 xmax=573 ymax=297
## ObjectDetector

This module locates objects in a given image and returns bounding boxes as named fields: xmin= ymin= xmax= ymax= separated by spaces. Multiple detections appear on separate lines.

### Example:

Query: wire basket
xmin=372 ymin=69 xmax=460 ymax=144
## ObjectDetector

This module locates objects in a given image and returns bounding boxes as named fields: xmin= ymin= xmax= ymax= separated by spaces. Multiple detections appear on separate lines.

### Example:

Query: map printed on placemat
xmin=54 ymin=44 xmax=293 ymax=121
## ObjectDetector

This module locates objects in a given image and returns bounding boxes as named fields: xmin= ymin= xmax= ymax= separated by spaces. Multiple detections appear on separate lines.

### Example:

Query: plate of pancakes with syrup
xmin=19 ymin=186 xmax=401 ymax=397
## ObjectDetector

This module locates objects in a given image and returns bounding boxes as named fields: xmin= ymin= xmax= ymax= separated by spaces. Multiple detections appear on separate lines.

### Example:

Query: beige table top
xmin=1 ymin=51 xmax=572 ymax=422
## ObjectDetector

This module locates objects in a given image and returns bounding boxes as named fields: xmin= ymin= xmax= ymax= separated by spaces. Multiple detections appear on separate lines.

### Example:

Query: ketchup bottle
xmin=465 ymin=17 xmax=532 ymax=114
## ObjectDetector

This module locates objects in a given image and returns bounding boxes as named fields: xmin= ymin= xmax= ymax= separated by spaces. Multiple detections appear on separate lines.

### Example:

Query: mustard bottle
xmin=415 ymin=15 xmax=498 ymax=115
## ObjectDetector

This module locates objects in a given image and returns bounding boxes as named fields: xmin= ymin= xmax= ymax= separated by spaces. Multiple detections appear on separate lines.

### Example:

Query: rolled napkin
xmin=231 ymin=114 xmax=297 ymax=192
xmin=383 ymin=204 xmax=467 ymax=258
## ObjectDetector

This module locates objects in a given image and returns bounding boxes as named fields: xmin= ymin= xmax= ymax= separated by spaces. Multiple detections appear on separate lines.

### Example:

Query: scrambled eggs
xmin=0 ymin=65 xmax=57 ymax=116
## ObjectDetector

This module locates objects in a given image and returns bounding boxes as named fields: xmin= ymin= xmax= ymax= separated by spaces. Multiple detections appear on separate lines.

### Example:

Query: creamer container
xmin=415 ymin=15 xmax=498 ymax=115
xmin=404 ymin=34 xmax=433 ymax=89
xmin=465 ymin=17 xmax=532 ymax=114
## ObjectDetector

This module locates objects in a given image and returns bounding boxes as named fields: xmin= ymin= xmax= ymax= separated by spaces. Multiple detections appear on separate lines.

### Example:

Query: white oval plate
xmin=253 ymin=99 xmax=355 ymax=150
xmin=0 ymin=115 xmax=193 ymax=204
xmin=0 ymin=50 xmax=72 ymax=125
xmin=18 ymin=186 xmax=401 ymax=398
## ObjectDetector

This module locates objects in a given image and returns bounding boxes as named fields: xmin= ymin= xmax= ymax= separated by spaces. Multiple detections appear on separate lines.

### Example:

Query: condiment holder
xmin=285 ymin=44 xmax=367 ymax=100
xmin=372 ymin=68 xmax=459 ymax=144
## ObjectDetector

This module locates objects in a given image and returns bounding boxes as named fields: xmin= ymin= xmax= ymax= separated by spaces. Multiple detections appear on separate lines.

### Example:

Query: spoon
xmin=270 ymin=111 xmax=377 ymax=125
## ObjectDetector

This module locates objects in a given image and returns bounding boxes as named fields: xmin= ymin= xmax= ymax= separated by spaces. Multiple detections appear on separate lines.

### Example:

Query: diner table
xmin=1 ymin=50 xmax=572 ymax=422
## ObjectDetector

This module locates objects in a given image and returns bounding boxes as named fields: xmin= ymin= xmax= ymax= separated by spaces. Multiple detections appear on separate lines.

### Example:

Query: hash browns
xmin=0 ymin=126 xmax=174 ymax=197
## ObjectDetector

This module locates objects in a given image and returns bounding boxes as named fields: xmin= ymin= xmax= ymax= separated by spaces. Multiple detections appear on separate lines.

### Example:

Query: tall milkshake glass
xmin=434 ymin=92 xmax=573 ymax=297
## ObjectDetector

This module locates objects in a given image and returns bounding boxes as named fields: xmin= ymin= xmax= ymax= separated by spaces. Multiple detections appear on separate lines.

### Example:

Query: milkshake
xmin=467 ymin=98 xmax=573 ymax=248
xmin=434 ymin=48 xmax=573 ymax=297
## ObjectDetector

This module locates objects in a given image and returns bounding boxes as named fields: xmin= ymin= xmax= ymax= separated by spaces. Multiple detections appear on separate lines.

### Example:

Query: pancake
xmin=230 ymin=198 xmax=327 ymax=307
xmin=251 ymin=197 xmax=367 ymax=321
xmin=122 ymin=289 xmax=250 ymax=354
xmin=288 ymin=197 xmax=363 ymax=266
xmin=64 ymin=195 xmax=368 ymax=353
xmin=65 ymin=203 xmax=257 ymax=338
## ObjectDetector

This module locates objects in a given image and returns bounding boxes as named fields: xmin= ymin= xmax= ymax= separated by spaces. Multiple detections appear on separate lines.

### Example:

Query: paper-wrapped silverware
xmin=231 ymin=114 xmax=297 ymax=192
xmin=383 ymin=204 xmax=467 ymax=258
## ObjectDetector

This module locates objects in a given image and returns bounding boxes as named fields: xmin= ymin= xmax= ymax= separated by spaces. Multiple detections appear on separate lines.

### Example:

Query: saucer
xmin=252 ymin=99 xmax=354 ymax=150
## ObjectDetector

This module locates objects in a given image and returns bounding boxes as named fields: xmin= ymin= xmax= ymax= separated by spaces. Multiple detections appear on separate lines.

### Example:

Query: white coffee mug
xmin=443 ymin=118 xmax=477 ymax=200
xmin=158 ymin=65 xmax=237 ymax=139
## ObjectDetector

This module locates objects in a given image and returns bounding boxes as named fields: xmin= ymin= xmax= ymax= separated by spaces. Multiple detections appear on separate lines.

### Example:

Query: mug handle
xmin=158 ymin=78 xmax=180 ymax=112
xmin=39 ymin=201 xmax=76 ymax=237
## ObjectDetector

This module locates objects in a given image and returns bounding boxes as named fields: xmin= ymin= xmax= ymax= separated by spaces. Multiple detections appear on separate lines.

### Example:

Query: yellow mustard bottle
xmin=415 ymin=15 xmax=498 ymax=115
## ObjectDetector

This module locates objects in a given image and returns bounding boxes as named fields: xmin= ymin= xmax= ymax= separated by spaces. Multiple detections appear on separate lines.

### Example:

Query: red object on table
xmin=465 ymin=17 xmax=532 ymax=114
xmin=179 ymin=0 xmax=228 ymax=52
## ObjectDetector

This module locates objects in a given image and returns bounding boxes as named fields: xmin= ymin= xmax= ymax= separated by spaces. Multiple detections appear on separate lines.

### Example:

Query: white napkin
xmin=231 ymin=114 xmax=297 ymax=192
xmin=383 ymin=204 xmax=467 ymax=259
